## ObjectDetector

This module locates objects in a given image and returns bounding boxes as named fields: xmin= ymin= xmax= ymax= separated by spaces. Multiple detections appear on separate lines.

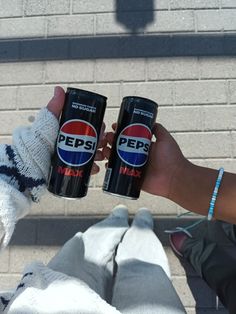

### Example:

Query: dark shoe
xmin=169 ymin=220 xmax=236 ymax=258
xmin=220 ymin=221 xmax=236 ymax=244
xmin=168 ymin=220 xmax=217 ymax=278
xmin=169 ymin=220 xmax=236 ymax=313
xmin=169 ymin=232 xmax=189 ymax=258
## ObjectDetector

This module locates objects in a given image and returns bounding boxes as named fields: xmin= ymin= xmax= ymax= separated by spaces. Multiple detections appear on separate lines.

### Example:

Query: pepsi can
xmin=103 ymin=96 xmax=158 ymax=199
xmin=48 ymin=88 xmax=107 ymax=198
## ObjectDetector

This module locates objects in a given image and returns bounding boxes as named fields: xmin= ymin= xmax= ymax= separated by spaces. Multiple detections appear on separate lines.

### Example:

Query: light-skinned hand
xmin=46 ymin=86 xmax=107 ymax=175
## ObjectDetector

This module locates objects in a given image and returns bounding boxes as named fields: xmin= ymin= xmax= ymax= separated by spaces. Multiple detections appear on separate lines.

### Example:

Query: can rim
xmin=103 ymin=190 xmax=138 ymax=200
xmin=123 ymin=96 xmax=158 ymax=107
xmin=67 ymin=87 xmax=107 ymax=101
xmin=47 ymin=189 xmax=84 ymax=200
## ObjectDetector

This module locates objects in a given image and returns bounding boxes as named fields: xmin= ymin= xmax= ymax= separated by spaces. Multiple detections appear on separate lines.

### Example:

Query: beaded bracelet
xmin=207 ymin=167 xmax=224 ymax=221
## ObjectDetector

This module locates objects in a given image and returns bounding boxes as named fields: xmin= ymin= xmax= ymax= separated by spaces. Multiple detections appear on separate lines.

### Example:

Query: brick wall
xmin=0 ymin=1 xmax=235 ymax=313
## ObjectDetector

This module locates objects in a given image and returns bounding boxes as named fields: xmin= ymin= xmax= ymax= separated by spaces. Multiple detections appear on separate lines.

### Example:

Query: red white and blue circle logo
xmin=117 ymin=123 xmax=152 ymax=167
xmin=57 ymin=119 xmax=97 ymax=167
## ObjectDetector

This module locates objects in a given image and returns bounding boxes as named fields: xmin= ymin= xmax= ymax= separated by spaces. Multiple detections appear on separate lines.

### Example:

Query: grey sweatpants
xmin=48 ymin=206 xmax=186 ymax=314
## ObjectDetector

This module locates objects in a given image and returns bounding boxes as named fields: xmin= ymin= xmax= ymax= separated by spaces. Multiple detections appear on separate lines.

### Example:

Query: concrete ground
xmin=0 ymin=214 xmax=228 ymax=313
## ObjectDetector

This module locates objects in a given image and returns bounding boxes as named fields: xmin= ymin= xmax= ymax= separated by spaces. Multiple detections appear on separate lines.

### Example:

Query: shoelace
xmin=165 ymin=211 xmax=220 ymax=311
xmin=164 ymin=211 xmax=206 ymax=237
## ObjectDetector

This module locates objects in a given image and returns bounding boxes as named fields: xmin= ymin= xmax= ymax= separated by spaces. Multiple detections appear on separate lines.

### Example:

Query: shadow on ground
xmin=10 ymin=216 xmax=228 ymax=313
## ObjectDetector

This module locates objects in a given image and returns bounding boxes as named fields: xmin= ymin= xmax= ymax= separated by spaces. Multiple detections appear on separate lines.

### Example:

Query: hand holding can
xmin=103 ymin=96 xmax=158 ymax=199
xmin=48 ymin=88 xmax=107 ymax=199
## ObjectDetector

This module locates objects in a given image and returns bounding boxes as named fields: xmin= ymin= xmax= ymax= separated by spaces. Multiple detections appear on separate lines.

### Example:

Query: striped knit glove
xmin=0 ymin=108 xmax=59 ymax=249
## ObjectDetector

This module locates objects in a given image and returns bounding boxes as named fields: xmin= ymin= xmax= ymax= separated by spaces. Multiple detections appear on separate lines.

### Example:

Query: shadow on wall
xmin=1 ymin=34 xmax=236 ymax=62
xmin=115 ymin=0 xmax=154 ymax=33
xmin=1 ymin=0 xmax=236 ymax=61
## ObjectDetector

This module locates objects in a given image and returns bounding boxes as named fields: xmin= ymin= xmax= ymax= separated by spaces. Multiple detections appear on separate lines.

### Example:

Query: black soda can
xmin=103 ymin=96 xmax=158 ymax=199
xmin=48 ymin=87 xmax=107 ymax=198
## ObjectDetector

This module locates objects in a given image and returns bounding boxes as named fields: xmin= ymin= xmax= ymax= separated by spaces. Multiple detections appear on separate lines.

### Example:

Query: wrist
xmin=168 ymin=160 xmax=219 ymax=217
xmin=32 ymin=108 xmax=59 ymax=149
xmin=168 ymin=157 xmax=194 ymax=203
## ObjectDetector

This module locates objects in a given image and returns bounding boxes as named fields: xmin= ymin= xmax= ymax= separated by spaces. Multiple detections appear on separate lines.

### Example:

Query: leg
xmin=48 ymin=204 xmax=129 ymax=301
xmin=112 ymin=208 xmax=186 ymax=314
xmin=201 ymin=246 xmax=236 ymax=314
xmin=170 ymin=220 xmax=236 ymax=313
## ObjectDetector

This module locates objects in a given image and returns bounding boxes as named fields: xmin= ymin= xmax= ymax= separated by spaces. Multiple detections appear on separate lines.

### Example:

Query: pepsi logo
xmin=57 ymin=119 xmax=97 ymax=167
xmin=117 ymin=123 xmax=152 ymax=167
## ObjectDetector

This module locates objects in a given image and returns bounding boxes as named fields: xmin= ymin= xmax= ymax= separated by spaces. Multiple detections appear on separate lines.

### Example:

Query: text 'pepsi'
xmin=48 ymin=88 xmax=107 ymax=198
xmin=103 ymin=96 xmax=158 ymax=199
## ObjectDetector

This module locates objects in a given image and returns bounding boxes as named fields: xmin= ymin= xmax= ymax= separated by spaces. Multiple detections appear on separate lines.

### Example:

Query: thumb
xmin=47 ymin=86 xmax=65 ymax=119
xmin=153 ymin=123 xmax=170 ymax=140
